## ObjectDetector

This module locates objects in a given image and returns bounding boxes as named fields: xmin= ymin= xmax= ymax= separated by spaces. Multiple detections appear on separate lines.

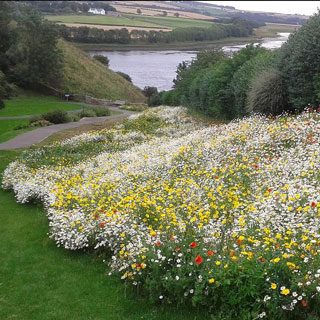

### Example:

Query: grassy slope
xmin=58 ymin=39 xmax=146 ymax=103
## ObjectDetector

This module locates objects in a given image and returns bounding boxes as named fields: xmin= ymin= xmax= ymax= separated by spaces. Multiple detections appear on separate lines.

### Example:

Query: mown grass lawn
xmin=1 ymin=94 xmax=88 ymax=117
xmin=0 ymin=149 xmax=204 ymax=320
xmin=0 ymin=119 xmax=36 ymax=144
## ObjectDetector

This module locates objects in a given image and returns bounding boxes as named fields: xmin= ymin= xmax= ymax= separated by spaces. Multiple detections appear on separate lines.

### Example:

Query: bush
xmin=116 ymin=71 xmax=132 ymax=83
xmin=143 ymin=86 xmax=158 ymax=98
xmin=148 ymin=93 xmax=162 ymax=107
xmin=68 ymin=113 xmax=80 ymax=122
xmin=42 ymin=109 xmax=70 ymax=124
xmin=246 ymin=68 xmax=289 ymax=115
xmin=0 ymin=100 xmax=4 ymax=110
xmin=160 ymin=90 xmax=182 ymax=106
xmin=80 ymin=108 xmax=96 ymax=118
xmin=93 ymin=55 xmax=109 ymax=67
xmin=91 ymin=106 xmax=111 ymax=117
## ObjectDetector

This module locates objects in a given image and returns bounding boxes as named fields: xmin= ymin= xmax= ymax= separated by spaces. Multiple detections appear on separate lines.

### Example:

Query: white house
xmin=88 ymin=8 xmax=105 ymax=15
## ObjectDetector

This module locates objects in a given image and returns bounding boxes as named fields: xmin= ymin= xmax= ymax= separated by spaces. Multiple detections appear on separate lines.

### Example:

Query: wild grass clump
xmin=246 ymin=68 xmax=289 ymax=115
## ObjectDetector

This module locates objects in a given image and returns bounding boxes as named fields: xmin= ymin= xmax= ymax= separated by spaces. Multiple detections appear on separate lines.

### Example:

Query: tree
xmin=7 ymin=6 xmax=63 ymax=88
xmin=174 ymin=12 xmax=179 ymax=18
xmin=277 ymin=9 xmax=320 ymax=111
xmin=137 ymin=8 xmax=142 ymax=14
xmin=162 ymin=11 xmax=167 ymax=17
xmin=93 ymin=55 xmax=109 ymax=67
xmin=143 ymin=86 xmax=158 ymax=98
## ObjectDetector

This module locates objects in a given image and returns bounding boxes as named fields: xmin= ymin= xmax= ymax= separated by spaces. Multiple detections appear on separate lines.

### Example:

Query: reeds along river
xmin=89 ymin=33 xmax=290 ymax=92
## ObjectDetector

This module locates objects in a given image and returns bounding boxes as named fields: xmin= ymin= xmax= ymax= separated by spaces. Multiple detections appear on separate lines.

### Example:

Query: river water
xmin=88 ymin=33 xmax=290 ymax=91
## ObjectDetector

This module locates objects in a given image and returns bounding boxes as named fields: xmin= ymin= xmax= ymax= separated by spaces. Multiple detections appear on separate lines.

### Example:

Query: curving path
xmin=0 ymin=106 xmax=134 ymax=150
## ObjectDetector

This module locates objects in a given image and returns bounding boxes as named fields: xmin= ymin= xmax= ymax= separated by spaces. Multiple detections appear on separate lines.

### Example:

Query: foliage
xmin=246 ymin=67 xmax=289 ymax=115
xmin=178 ymin=45 xmax=267 ymax=119
xmin=6 ymin=5 xmax=63 ymax=89
xmin=143 ymin=86 xmax=158 ymax=98
xmin=229 ymin=50 xmax=278 ymax=118
xmin=93 ymin=55 xmax=109 ymax=67
xmin=277 ymin=9 xmax=320 ymax=112
xmin=116 ymin=71 xmax=132 ymax=83
xmin=41 ymin=109 xmax=70 ymax=124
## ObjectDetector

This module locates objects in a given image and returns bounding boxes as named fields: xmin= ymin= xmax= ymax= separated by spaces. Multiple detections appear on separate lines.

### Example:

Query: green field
xmin=0 ymin=119 xmax=36 ymax=144
xmin=46 ymin=13 xmax=214 ymax=29
xmin=1 ymin=94 xmax=88 ymax=117
xmin=254 ymin=23 xmax=299 ymax=38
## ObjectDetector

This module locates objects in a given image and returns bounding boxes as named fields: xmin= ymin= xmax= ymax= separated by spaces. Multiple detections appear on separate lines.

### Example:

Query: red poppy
xmin=302 ymin=300 xmax=307 ymax=307
xmin=175 ymin=247 xmax=181 ymax=252
xmin=195 ymin=255 xmax=203 ymax=265
xmin=156 ymin=241 xmax=162 ymax=246
xmin=311 ymin=201 xmax=317 ymax=208
xmin=260 ymin=257 xmax=265 ymax=263
xmin=207 ymin=251 xmax=214 ymax=256
xmin=236 ymin=239 xmax=242 ymax=245
xmin=190 ymin=242 xmax=197 ymax=249
xmin=94 ymin=214 xmax=99 ymax=219
xmin=113 ymin=209 xmax=118 ymax=213
xmin=276 ymin=243 xmax=280 ymax=248
xmin=230 ymin=251 xmax=236 ymax=257
xmin=100 ymin=222 xmax=105 ymax=227
xmin=137 ymin=263 xmax=142 ymax=268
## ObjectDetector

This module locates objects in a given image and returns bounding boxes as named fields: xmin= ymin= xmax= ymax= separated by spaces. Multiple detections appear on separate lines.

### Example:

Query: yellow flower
xmin=208 ymin=278 xmax=215 ymax=284
xmin=281 ymin=288 xmax=290 ymax=295
xmin=216 ymin=261 xmax=221 ymax=266
xmin=271 ymin=283 xmax=277 ymax=290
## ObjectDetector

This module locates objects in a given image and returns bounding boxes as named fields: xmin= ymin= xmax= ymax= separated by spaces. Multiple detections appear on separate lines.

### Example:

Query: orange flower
xmin=195 ymin=255 xmax=203 ymax=265
xmin=156 ymin=241 xmax=162 ymax=246
xmin=236 ymin=239 xmax=242 ymax=245
xmin=190 ymin=242 xmax=197 ymax=249
xmin=207 ymin=251 xmax=214 ymax=256
xmin=100 ymin=222 xmax=105 ymax=227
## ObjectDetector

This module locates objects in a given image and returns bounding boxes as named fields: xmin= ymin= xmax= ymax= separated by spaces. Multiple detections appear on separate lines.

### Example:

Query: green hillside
xmin=58 ymin=39 xmax=146 ymax=103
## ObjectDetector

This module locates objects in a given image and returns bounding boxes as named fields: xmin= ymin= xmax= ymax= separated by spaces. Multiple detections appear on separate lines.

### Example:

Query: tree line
xmin=56 ymin=18 xmax=264 ymax=44
xmin=152 ymin=10 xmax=320 ymax=120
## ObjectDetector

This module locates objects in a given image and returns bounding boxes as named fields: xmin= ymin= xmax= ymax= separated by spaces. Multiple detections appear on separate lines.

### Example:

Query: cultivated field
xmin=46 ymin=14 xmax=214 ymax=30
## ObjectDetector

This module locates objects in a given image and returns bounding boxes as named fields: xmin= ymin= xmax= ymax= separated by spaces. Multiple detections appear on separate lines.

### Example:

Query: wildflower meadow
xmin=2 ymin=106 xmax=320 ymax=319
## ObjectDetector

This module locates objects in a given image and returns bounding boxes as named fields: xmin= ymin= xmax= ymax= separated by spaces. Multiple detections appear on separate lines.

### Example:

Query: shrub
xmin=80 ymin=108 xmax=96 ymax=118
xmin=29 ymin=115 xmax=41 ymax=125
xmin=229 ymin=50 xmax=278 ymax=118
xmin=160 ymin=90 xmax=182 ymax=106
xmin=143 ymin=86 xmax=158 ymax=98
xmin=91 ymin=106 xmax=111 ymax=117
xmin=0 ymin=100 xmax=4 ymax=110
xmin=116 ymin=71 xmax=132 ymax=83
xmin=68 ymin=113 xmax=80 ymax=122
xmin=246 ymin=67 xmax=289 ymax=115
xmin=42 ymin=109 xmax=70 ymax=124
xmin=148 ymin=93 xmax=162 ymax=107
xmin=93 ymin=55 xmax=109 ymax=67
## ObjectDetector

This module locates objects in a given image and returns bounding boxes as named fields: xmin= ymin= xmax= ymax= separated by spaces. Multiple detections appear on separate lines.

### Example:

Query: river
xmin=88 ymin=33 xmax=290 ymax=91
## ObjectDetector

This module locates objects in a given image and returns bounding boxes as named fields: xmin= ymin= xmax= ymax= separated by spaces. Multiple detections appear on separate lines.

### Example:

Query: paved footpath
xmin=0 ymin=106 xmax=133 ymax=150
